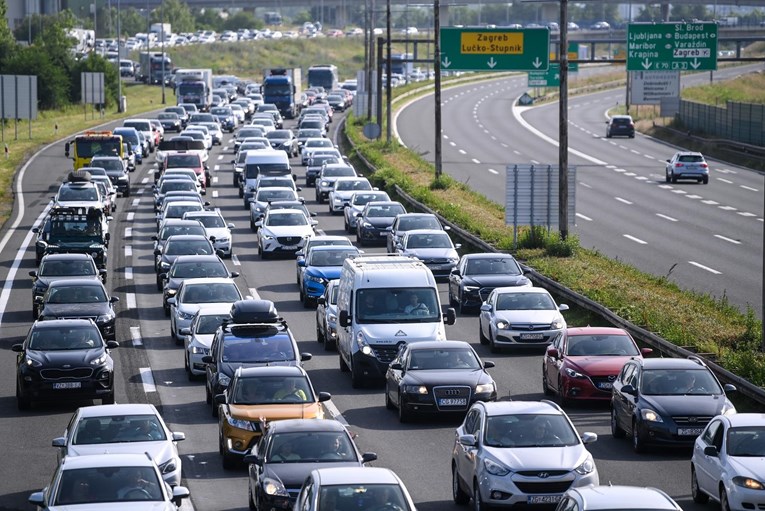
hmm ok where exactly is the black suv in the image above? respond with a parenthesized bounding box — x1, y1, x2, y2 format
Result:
(33, 206, 110, 268)
(605, 115, 635, 138)
(610, 356, 736, 453)
(36, 279, 119, 340)
(12, 319, 118, 409)
(30, 254, 105, 319)
(203, 300, 312, 416)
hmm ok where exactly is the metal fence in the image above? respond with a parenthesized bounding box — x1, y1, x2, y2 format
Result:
(679, 99, 765, 147)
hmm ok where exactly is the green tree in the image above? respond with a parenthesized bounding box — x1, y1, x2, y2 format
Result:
(5, 46, 70, 109)
(193, 8, 223, 32)
(223, 11, 257, 31)
(120, 8, 149, 39)
(671, 5, 709, 22)
(0, 0, 18, 65)
(292, 10, 312, 25)
(634, 6, 663, 22)
(71, 53, 119, 107)
(152, 0, 195, 34)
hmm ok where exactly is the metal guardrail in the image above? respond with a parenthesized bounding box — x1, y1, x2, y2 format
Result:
(343, 117, 765, 407)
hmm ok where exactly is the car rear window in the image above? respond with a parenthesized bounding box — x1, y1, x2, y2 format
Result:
(678, 155, 704, 163)
(613, 118, 632, 125)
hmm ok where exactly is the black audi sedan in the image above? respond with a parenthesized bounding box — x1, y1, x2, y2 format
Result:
(12, 319, 118, 410)
(36, 279, 119, 341)
(384, 340, 497, 422)
(447, 253, 531, 313)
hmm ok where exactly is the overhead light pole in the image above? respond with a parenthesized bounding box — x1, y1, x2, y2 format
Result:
(117, 0, 122, 111)
(161, 0, 166, 104)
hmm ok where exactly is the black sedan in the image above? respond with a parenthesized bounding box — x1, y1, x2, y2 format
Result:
(157, 112, 183, 132)
(30, 253, 105, 319)
(266, 129, 299, 157)
(160, 254, 239, 316)
(243, 419, 376, 511)
(12, 319, 118, 409)
(36, 279, 119, 341)
(355, 201, 406, 246)
(384, 340, 497, 422)
(154, 234, 218, 288)
(447, 253, 532, 313)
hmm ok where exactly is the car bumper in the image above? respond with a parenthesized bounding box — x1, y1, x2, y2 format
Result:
(329, 199, 350, 212)
(316, 187, 332, 200)
(494, 327, 564, 346)
(351, 350, 389, 381)
(357, 226, 389, 242)
(400, 390, 496, 415)
(260, 238, 308, 254)
(257, 491, 295, 510)
(420, 262, 457, 279)
(221, 422, 262, 457)
(173, 316, 193, 335)
(188, 350, 210, 376)
(18, 372, 114, 402)
(303, 279, 328, 299)
(675, 170, 709, 180)
(726, 485, 765, 510)
(213, 239, 232, 255)
(559, 376, 614, 401)
(637, 420, 706, 447)
(479, 470, 598, 508)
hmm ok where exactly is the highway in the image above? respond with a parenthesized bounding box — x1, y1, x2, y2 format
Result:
(0, 93, 747, 511)
(396, 64, 764, 314)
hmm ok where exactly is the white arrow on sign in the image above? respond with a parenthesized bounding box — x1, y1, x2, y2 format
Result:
(532, 57, 542, 68)
(442, 57, 451, 68)
(690, 58, 701, 69)
(641, 58, 652, 70)
(554, 74, 560, 80)
(487, 57, 497, 69)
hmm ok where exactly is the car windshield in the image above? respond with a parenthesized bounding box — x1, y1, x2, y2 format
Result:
(323, 167, 355, 177)
(58, 187, 99, 202)
(40, 259, 96, 277)
(353, 193, 387, 206)
(267, 212, 307, 226)
(318, 484, 410, 511)
(727, 426, 765, 456)
(158, 113, 177, 120)
(170, 261, 228, 278)
(268, 130, 292, 139)
(73, 414, 166, 445)
(405, 233, 452, 249)
(160, 225, 206, 240)
(495, 292, 554, 311)
(47, 285, 106, 303)
(160, 181, 196, 193)
(484, 414, 579, 448)
(466, 257, 522, 276)
(231, 375, 312, 404)
(355, 288, 440, 323)
(166, 155, 200, 167)
(367, 205, 405, 218)
(223, 331, 295, 363)
(398, 216, 440, 231)
(336, 180, 371, 191)
(308, 249, 357, 267)
(55, 467, 163, 505)
(258, 178, 292, 188)
(28, 326, 102, 350)
(166, 205, 203, 219)
(257, 189, 295, 202)
(307, 140, 333, 148)
(192, 216, 226, 228)
(196, 314, 230, 334)
(165, 240, 212, 256)
(299, 130, 322, 138)
(639, 369, 723, 396)
(180, 282, 240, 303)
(407, 348, 481, 370)
(91, 159, 122, 171)
(678, 154, 704, 163)
(565, 334, 640, 357)
(265, 431, 356, 463)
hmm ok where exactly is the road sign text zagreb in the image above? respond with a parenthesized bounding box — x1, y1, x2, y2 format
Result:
(460, 32, 523, 54)
(627, 23, 718, 71)
(440, 28, 549, 72)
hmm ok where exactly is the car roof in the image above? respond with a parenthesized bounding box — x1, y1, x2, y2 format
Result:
(462, 253, 516, 260)
(181, 277, 237, 286)
(674, 151, 703, 156)
(566, 326, 630, 337)
(48, 278, 105, 287)
(31, 318, 96, 329)
(479, 400, 561, 416)
(267, 418, 347, 434)
(308, 235, 351, 243)
(173, 254, 223, 263)
(397, 213, 437, 219)
(40, 253, 95, 262)
(568, 486, 680, 510)
(184, 210, 222, 218)
(194, 303, 236, 316)
(238, 366, 305, 378)
(314, 467, 401, 486)
(640, 358, 709, 369)
(724, 413, 765, 427)
(61, 453, 156, 470)
(407, 340, 474, 350)
(165, 234, 211, 242)
(309, 245, 359, 254)
(493, 286, 550, 295)
(161, 219, 204, 227)
(77, 403, 158, 418)
(404, 229, 449, 236)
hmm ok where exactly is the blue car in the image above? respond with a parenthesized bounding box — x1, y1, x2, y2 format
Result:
(299, 245, 360, 307)
(113, 127, 144, 164)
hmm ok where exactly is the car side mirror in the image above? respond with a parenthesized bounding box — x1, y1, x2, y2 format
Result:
(558, 304, 569, 312)
(546, 347, 559, 359)
(444, 308, 456, 325)
(443, 225, 451, 231)
(450, 268, 459, 276)
(640, 347, 653, 356)
(455, 243, 462, 249)
(29, 270, 37, 278)
(167, 298, 176, 306)
(483, 360, 495, 369)
(458, 434, 477, 447)
(723, 383, 737, 393)
(172, 432, 186, 442)
(51, 437, 66, 448)
(480, 303, 491, 312)
(179, 328, 191, 336)
(622, 384, 637, 396)
(666, 159, 671, 163)
(362, 452, 378, 463)
(106, 341, 120, 349)
(154, 249, 162, 256)
(581, 432, 598, 444)
(339, 310, 351, 327)
(300, 352, 313, 362)
(105, 232, 110, 241)
(390, 362, 403, 371)
(298, 259, 306, 267)
(243, 453, 262, 466)
(201, 355, 213, 364)
(214, 394, 226, 405)
(317, 296, 326, 305)
(109, 296, 120, 304)
(171, 486, 190, 506)
(317, 391, 332, 402)
(704, 445, 719, 457)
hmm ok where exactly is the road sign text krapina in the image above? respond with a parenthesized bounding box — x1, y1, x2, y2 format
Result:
(440, 28, 549, 72)
(627, 23, 718, 71)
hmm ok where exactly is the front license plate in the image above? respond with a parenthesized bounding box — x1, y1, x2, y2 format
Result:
(281, 246, 298, 251)
(528, 495, 561, 505)
(678, 428, 703, 436)
(597, 382, 613, 390)
(53, 382, 81, 389)
(438, 398, 467, 406)
(520, 333, 544, 340)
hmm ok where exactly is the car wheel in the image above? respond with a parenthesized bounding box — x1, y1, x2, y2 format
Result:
(611, 407, 626, 438)
(452, 464, 470, 505)
(328, 203, 334, 215)
(356, 232, 365, 246)
(163, 303, 170, 317)
(632, 419, 646, 453)
(691, 466, 709, 504)
(665, 170, 671, 183)
(397, 392, 411, 423)
(317, 323, 325, 343)
(472, 482, 485, 511)
(174, 331, 184, 346)
(16, 382, 31, 411)
(558, 377, 570, 406)
(102, 393, 115, 405)
(156, 277, 163, 292)
(385, 385, 395, 410)
(220, 430, 236, 469)
(324, 335, 335, 351)
(721, 488, 731, 511)
(316, 192, 323, 204)
(351, 359, 364, 389)
(448, 289, 456, 308)
(542, 366, 553, 396)
(248, 482, 257, 510)
(124, 188, 130, 198)
(671, 173, 678, 184)
(489, 331, 499, 353)
(185, 352, 194, 381)
(339, 352, 349, 372)
(702, 176, 709, 184)
(344, 218, 351, 233)
(303, 295, 313, 309)
(31, 305, 38, 321)
(238, 187, 243, 198)
(457, 293, 467, 315)
(478, 320, 489, 345)
(205, 383, 212, 404)
(212, 401, 219, 418)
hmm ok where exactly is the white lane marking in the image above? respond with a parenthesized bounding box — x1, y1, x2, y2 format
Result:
(213, 165, 220, 171)
(702, 200, 719, 205)
(443, 134, 449, 140)
(614, 168, 626, 173)
(580, 182, 592, 189)
(323, 399, 349, 426)
(656, 213, 678, 222)
(671, 189, 687, 195)
(738, 212, 757, 217)
(449, 141, 456, 147)
(576, 213, 592, 221)
(624, 172, 636, 177)
(212, 191, 219, 198)
(125, 267, 134, 280)
(630, 149, 640, 155)
(512, 149, 520, 155)
(606, 165, 616, 169)
(488, 168, 498, 175)
(217, 155, 223, 160)
(141, 177, 149, 184)
(231, 254, 241, 266)
(530, 159, 539, 165)
(131, 199, 140, 207)
(717, 178, 733, 184)
(472, 158, 481, 164)
(685, 195, 702, 199)
(126, 293, 137, 309)
(615, 197, 633, 205)
(125, 227, 132, 238)
(458, 149, 466, 155)
(741, 185, 758, 192)
(689, 261, 722, 274)
(249, 288, 261, 300)
(135, 188, 144, 195)
(719, 206, 737, 211)
(140, 367, 157, 392)
(623, 234, 647, 244)
(125, 245, 132, 257)
(714, 234, 741, 244)
(127, 212, 135, 221)
(130, 326, 142, 346)
(223, 146, 229, 151)
(635, 176, 648, 181)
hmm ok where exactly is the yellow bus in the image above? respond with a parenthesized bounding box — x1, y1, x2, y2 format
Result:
(65, 131, 124, 170)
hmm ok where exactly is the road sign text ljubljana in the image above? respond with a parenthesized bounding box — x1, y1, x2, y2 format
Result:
(627, 23, 718, 71)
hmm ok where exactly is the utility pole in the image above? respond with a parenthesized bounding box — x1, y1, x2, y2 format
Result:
(385, 0, 392, 144)
(558, 0, 569, 239)
(117, 0, 122, 111)
(367, 0, 376, 121)
(434, 0, 442, 179)
(161, 0, 166, 104)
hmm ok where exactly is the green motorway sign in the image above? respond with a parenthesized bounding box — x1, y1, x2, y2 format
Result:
(627, 22, 718, 71)
(440, 28, 550, 72)
(528, 64, 560, 87)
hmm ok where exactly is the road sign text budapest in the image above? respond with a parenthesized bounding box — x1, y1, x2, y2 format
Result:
(440, 28, 549, 72)
(627, 23, 718, 71)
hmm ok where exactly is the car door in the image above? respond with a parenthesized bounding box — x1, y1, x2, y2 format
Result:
(479, 290, 496, 341)
(449, 258, 465, 302)
(386, 218, 400, 253)
(612, 362, 635, 430)
(387, 346, 408, 406)
(545, 331, 566, 392)
(695, 419, 724, 496)
(455, 407, 481, 489)
(206, 332, 221, 399)
(622, 363, 640, 431)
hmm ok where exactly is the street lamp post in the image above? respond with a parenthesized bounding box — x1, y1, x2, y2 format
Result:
(117, 0, 122, 112)
(161, 1, 166, 104)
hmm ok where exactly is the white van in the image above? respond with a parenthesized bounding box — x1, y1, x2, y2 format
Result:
(337, 255, 456, 388)
(240, 149, 293, 206)
(122, 118, 156, 152)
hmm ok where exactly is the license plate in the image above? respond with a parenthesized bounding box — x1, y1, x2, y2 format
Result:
(597, 382, 613, 390)
(678, 428, 703, 436)
(53, 382, 81, 389)
(520, 333, 544, 340)
(281, 246, 298, 251)
(438, 398, 467, 406)
(528, 495, 561, 505)
(379, 232, 387, 236)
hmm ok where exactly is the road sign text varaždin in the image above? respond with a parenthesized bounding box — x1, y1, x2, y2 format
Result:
(626, 23, 718, 71)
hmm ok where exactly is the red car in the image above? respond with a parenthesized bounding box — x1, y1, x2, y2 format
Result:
(542, 326, 652, 404)
(163, 151, 210, 188)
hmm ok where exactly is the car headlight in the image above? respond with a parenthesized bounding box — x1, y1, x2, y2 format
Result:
(215, 237, 230, 243)
(333, 197, 342, 204)
(496, 321, 510, 330)
(483, 458, 510, 476)
(191, 345, 210, 355)
(218, 374, 231, 388)
(328, 313, 337, 322)
(574, 455, 596, 475)
(25, 355, 42, 368)
(263, 478, 289, 496)
(641, 409, 663, 422)
(362, 221, 373, 228)
(178, 310, 195, 320)
(262, 233, 274, 240)
(305, 274, 324, 283)
(475, 382, 495, 394)
(448, 257, 459, 264)
(226, 415, 256, 431)
(551, 317, 565, 329)
(733, 477, 765, 490)
(564, 367, 585, 379)
(355, 331, 372, 355)
(159, 261, 171, 270)
(320, 180, 329, 187)
(463, 286, 480, 292)
(158, 458, 178, 475)
(118, 175, 128, 181)
(96, 313, 114, 324)
(403, 385, 428, 395)
(166, 289, 177, 297)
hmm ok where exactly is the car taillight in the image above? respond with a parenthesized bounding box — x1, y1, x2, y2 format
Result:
(675, 163, 683, 167)
(700, 163, 708, 168)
